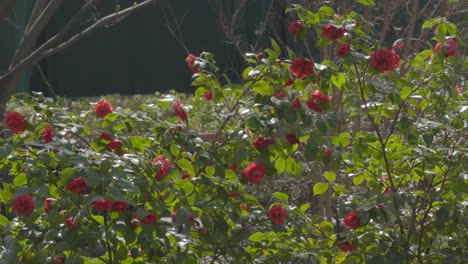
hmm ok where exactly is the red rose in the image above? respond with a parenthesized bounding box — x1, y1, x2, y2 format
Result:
(112, 201, 128, 211)
(435, 38, 457, 58)
(306, 101, 322, 112)
(269, 205, 287, 225)
(291, 98, 301, 109)
(44, 198, 56, 212)
(343, 209, 361, 229)
(455, 86, 462, 94)
(257, 52, 264, 60)
(4, 111, 26, 134)
(95, 100, 113, 119)
(203, 90, 213, 101)
(284, 79, 294, 87)
(12, 194, 34, 216)
(230, 164, 238, 172)
(107, 139, 122, 150)
(172, 100, 187, 121)
(310, 91, 331, 102)
(274, 92, 286, 98)
(370, 49, 400, 73)
(229, 192, 238, 198)
(100, 132, 112, 141)
(65, 216, 81, 230)
(392, 39, 404, 50)
(152, 156, 171, 180)
(242, 204, 249, 211)
(322, 24, 345, 41)
(66, 177, 87, 194)
(253, 137, 274, 149)
(240, 162, 266, 184)
(186, 53, 200, 73)
(91, 199, 113, 211)
(42, 125, 53, 143)
(288, 21, 305, 38)
(324, 149, 333, 157)
(285, 133, 300, 145)
(337, 42, 350, 57)
(289, 57, 314, 79)
(53, 256, 65, 264)
(336, 240, 356, 253)
(140, 212, 157, 225)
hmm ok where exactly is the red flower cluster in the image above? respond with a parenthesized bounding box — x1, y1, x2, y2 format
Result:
(65, 217, 81, 230)
(370, 49, 400, 73)
(100, 132, 122, 150)
(5, 111, 26, 134)
(66, 177, 88, 194)
(253, 137, 274, 149)
(322, 24, 345, 41)
(289, 57, 314, 79)
(306, 91, 332, 113)
(42, 125, 53, 143)
(152, 156, 171, 180)
(92, 199, 128, 212)
(343, 209, 362, 229)
(12, 194, 34, 216)
(240, 162, 266, 184)
(186, 53, 200, 73)
(95, 100, 113, 119)
(337, 42, 350, 57)
(288, 21, 305, 38)
(435, 38, 457, 58)
(269, 205, 287, 225)
(172, 100, 187, 121)
(285, 133, 300, 145)
(336, 240, 356, 253)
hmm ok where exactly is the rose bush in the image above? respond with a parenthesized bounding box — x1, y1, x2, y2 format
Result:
(0, 2, 466, 264)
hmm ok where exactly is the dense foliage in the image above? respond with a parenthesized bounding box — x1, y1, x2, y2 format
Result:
(0, 3, 467, 264)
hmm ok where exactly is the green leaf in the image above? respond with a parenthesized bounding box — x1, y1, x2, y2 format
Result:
(300, 203, 310, 212)
(0, 215, 9, 227)
(13, 174, 26, 187)
(273, 192, 289, 201)
(422, 17, 441, 29)
(313, 182, 329, 195)
(324, 171, 336, 182)
(248, 232, 264, 242)
(181, 181, 194, 195)
(271, 38, 281, 56)
(357, 0, 375, 6)
(319, 6, 335, 16)
(353, 174, 366, 186)
(252, 80, 273, 95)
(91, 215, 104, 226)
(170, 144, 180, 157)
(205, 166, 215, 177)
(331, 73, 346, 88)
(177, 159, 195, 177)
(275, 158, 286, 174)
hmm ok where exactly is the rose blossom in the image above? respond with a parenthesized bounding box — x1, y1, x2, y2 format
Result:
(203, 90, 213, 100)
(343, 209, 361, 229)
(269, 205, 287, 225)
(44, 198, 56, 212)
(186, 53, 200, 73)
(12, 194, 34, 216)
(140, 212, 157, 225)
(42, 125, 53, 143)
(392, 39, 404, 50)
(240, 162, 266, 184)
(322, 24, 345, 41)
(291, 98, 301, 109)
(370, 49, 400, 73)
(435, 38, 457, 58)
(91, 199, 113, 211)
(337, 42, 350, 57)
(65, 217, 81, 230)
(66, 177, 87, 194)
(336, 240, 356, 253)
(288, 21, 305, 38)
(152, 156, 171, 180)
(253, 137, 274, 149)
(172, 100, 187, 121)
(285, 133, 300, 145)
(95, 100, 113, 118)
(112, 201, 128, 211)
(289, 57, 314, 79)
(4, 111, 26, 134)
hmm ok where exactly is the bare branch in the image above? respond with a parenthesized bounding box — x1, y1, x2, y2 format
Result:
(25, 0, 48, 33)
(12, 0, 63, 65)
(0, 0, 17, 29)
(3, 0, 155, 80)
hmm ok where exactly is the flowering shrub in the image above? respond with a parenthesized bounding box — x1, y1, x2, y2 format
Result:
(0, 3, 466, 264)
